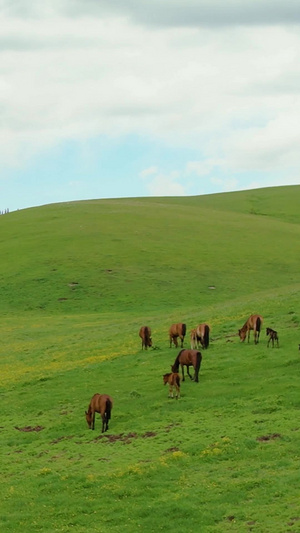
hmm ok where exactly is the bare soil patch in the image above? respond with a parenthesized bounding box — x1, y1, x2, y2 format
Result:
(256, 433, 281, 442)
(15, 426, 44, 432)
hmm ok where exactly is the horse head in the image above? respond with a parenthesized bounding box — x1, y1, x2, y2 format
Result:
(238, 328, 246, 342)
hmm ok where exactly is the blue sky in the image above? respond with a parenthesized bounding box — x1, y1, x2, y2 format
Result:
(1, 1, 300, 212)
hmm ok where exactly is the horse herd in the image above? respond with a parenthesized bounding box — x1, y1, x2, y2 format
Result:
(86, 314, 279, 433)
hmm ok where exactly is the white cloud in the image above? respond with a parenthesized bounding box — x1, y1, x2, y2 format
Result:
(0, 1, 300, 194)
(143, 169, 186, 196)
(139, 166, 158, 179)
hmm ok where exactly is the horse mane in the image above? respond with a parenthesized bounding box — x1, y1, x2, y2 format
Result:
(172, 349, 184, 370)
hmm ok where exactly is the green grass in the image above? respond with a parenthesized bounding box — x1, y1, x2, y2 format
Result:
(1, 185, 300, 532)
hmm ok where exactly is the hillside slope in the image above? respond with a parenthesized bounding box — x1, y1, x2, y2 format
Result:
(1, 185, 300, 316)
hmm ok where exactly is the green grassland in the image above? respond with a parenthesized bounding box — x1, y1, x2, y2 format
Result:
(1, 185, 300, 532)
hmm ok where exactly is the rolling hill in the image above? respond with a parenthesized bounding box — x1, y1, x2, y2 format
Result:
(1, 185, 300, 533)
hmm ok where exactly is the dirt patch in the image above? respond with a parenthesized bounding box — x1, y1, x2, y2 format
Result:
(165, 446, 180, 453)
(94, 432, 138, 444)
(256, 433, 281, 442)
(50, 436, 74, 444)
(165, 422, 180, 432)
(142, 431, 156, 438)
(15, 426, 44, 432)
(58, 297, 68, 301)
(288, 517, 300, 526)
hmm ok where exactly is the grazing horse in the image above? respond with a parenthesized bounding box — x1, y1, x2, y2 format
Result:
(190, 324, 210, 349)
(139, 326, 152, 350)
(171, 349, 202, 383)
(163, 372, 181, 399)
(238, 314, 263, 344)
(169, 323, 186, 348)
(266, 327, 279, 348)
(85, 393, 113, 433)
(190, 328, 199, 349)
(196, 323, 210, 349)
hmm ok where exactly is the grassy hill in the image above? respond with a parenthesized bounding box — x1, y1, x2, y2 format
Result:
(1, 185, 300, 532)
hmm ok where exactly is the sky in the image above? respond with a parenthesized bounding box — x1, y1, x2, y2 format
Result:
(1, 0, 300, 212)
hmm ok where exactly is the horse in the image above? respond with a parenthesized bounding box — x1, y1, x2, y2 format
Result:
(171, 349, 202, 382)
(196, 323, 210, 349)
(190, 328, 199, 349)
(238, 314, 263, 344)
(169, 323, 186, 348)
(85, 393, 113, 433)
(163, 372, 181, 399)
(266, 327, 279, 348)
(139, 326, 152, 350)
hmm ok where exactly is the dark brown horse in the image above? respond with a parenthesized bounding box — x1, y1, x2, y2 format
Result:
(171, 349, 202, 382)
(238, 314, 263, 344)
(266, 327, 279, 348)
(169, 323, 186, 348)
(163, 372, 181, 399)
(85, 393, 113, 433)
(139, 326, 152, 350)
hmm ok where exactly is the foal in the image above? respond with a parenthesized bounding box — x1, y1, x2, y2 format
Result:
(163, 372, 181, 399)
(266, 327, 279, 348)
(85, 393, 113, 433)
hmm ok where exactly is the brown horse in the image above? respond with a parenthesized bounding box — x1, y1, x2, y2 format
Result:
(163, 372, 181, 399)
(139, 326, 152, 350)
(169, 323, 186, 348)
(190, 328, 198, 349)
(196, 323, 210, 349)
(171, 349, 202, 382)
(238, 314, 263, 344)
(266, 327, 279, 348)
(85, 393, 113, 433)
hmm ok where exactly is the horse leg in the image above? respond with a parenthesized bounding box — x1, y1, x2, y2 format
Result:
(169, 385, 173, 398)
(267, 336, 270, 347)
(186, 365, 193, 380)
(181, 364, 185, 382)
(102, 414, 107, 433)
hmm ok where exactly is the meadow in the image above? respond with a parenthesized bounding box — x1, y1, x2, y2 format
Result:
(1, 185, 300, 532)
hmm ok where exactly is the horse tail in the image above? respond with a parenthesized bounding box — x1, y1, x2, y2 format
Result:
(106, 398, 112, 421)
(195, 351, 202, 382)
(204, 325, 209, 348)
(175, 374, 180, 388)
(256, 316, 261, 332)
(182, 323, 186, 337)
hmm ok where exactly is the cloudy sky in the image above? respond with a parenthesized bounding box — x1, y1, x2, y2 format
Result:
(1, 0, 300, 212)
